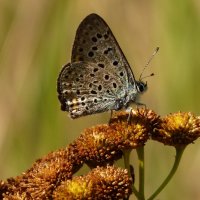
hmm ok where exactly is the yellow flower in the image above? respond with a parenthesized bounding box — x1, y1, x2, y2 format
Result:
(53, 166, 132, 200)
(152, 112, 200, 146)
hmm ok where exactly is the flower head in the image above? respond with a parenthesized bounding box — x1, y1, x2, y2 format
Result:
(53, 165, 132, 200)
(152, 112, 200, 146)
(109, 108, 160, 148)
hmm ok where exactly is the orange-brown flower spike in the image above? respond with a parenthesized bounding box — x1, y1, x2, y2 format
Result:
(53, 166, 132, 200)
(152, 112, 200, 146)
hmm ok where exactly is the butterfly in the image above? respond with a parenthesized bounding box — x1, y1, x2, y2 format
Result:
(57, 13, 155, 119)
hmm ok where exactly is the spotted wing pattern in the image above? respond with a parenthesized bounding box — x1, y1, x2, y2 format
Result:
(57, 14, 138, 118)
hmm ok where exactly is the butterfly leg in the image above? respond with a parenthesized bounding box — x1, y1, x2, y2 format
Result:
(126, 107, 133, 124)
(135, 101, 146, 110)
(108, 110, 114, 125)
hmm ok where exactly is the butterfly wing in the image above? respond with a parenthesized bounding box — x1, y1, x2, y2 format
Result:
(71, 13, 137, 89)
(57, 61, 126, 118)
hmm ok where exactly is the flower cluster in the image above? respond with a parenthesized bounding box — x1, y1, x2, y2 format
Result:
(53, 165, 132, 200)
(1, 108, 200, 199)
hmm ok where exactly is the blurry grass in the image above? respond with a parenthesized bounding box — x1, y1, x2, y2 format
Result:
(0, 0, 200, 199)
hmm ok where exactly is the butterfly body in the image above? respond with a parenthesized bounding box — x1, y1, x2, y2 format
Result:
(57, 14, 147, 119)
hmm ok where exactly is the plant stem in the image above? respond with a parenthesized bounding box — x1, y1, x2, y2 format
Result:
(123, 149, 131, 176)
(123, 149, 143, 200)
(136, 146, 145, 200)
(148, 146, 186, 200)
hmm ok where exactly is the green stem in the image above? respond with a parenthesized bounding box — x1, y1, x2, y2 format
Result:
(123, 149, 131, 176)
(136, 146, 145, 200)
(148, 146, 186, 200)
(132, 185, 142, 200)
(123, 149, 142, 200)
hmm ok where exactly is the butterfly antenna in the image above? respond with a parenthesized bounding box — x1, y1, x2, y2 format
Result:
(140, 73, 154, 81)
(139, 47, 159, 80)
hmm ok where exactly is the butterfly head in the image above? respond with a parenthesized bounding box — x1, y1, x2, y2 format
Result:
(136, 81, 147, 93)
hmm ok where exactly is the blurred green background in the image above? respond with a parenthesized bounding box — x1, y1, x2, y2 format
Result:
(0, 0, 200, 199)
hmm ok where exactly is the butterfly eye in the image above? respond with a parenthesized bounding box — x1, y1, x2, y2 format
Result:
(137, 82, 147, 93)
